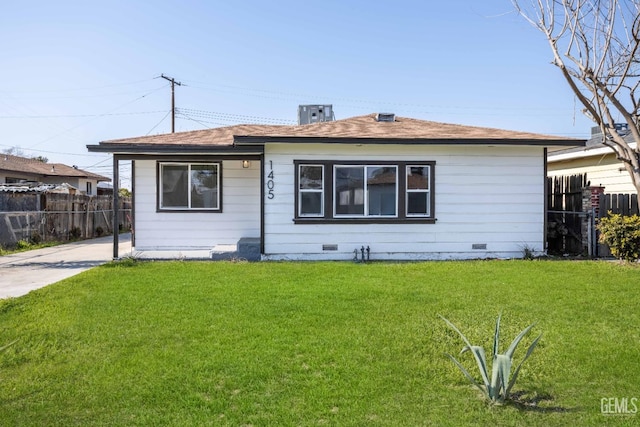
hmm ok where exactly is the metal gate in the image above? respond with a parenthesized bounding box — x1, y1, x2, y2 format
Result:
(546, 174, 587, 255)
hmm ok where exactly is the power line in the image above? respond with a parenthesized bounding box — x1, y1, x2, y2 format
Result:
(182, 80, 587, 115)
(177, 115, 217, 129)
(178, 108, 295, 125)
(0, 110, 166, 119)
(26, 84, 168, 150)
(146, 110, 172, 135)
(0, 78, 157, 95)
(0, 142, 108, 158)
(0, 89, 171, 101)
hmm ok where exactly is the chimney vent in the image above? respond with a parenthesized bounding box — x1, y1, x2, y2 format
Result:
(298, 105, 334, 125)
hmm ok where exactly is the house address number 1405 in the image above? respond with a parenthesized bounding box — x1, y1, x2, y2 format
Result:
(267, 160, 275, 199)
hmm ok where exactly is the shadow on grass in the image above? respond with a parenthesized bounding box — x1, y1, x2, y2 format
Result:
(507, 390, 579, 413)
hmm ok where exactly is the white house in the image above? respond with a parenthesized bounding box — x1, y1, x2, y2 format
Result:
(87, 113, 583, 261)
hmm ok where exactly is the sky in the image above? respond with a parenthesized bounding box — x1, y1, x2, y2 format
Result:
(0, 0, 594, 188)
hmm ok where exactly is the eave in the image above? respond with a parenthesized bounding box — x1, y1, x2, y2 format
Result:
(233, 136, 584, 147)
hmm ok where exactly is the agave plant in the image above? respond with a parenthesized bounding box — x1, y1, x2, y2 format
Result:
(440, 314, 542, 403)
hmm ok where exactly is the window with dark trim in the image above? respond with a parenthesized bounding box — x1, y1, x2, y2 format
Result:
(298, 164, 324, 217)
(406, 165, 431, 217)
(158, 162, 221, 211)
(294, 160, 435, 223)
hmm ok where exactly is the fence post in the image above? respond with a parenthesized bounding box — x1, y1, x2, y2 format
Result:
(582, 186, 605, 257)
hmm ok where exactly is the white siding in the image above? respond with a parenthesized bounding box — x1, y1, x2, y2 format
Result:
(263, 144, 545, 260)
(133, 159, 260, 251)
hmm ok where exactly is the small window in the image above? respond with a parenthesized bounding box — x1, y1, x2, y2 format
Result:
(159, 163, 220, 210)
(298, 164, 324, 216)
(406, 165, 430, 216)
(86, 182, 93, 195)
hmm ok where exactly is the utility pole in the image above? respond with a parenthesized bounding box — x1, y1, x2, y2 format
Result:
(160, 74, 182, 133)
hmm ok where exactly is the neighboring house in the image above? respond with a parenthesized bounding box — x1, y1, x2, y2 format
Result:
(548, 125, 638, 194)
(0, 153, 110, 196)
(87, 113, 582, 261)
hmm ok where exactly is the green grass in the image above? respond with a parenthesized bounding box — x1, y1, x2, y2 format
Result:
(0, 260, 639, 426)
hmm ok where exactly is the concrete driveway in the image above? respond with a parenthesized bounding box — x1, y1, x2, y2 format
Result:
(0, 234, 131, 299)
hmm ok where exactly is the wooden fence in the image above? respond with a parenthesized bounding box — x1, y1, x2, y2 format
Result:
(599, 193, 639, 217)
(596, 193, 640, 257)
(0, 193, 131, 248)
(547, 173, 639, 257)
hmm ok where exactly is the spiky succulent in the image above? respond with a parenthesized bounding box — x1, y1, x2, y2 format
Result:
(440, 314, 542, 403)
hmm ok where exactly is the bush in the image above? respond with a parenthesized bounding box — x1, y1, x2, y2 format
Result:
(15, 240, 31, 250)
(30, 231, 42, 245)
(95, 226, 104, 237)
(597, 213, 640, 262)
(69, 227, 82, 240)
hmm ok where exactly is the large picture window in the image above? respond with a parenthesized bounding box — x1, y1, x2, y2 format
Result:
(159, 162, 220, 211)
(334, 165, 397, 217)
(294, 160, 434, 223)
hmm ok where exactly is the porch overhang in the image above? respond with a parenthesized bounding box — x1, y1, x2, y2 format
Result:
(87, 145, 264, 260)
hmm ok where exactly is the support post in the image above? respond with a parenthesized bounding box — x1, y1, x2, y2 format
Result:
(113, 155, 120, 259)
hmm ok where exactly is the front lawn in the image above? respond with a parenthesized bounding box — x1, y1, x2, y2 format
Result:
(0, 260, 638, 426)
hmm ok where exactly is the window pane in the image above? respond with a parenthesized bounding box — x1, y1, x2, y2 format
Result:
(407, 192, 429, 215)
(300, 165, 323, 189)
(191, 164, 218, 209)
(300, 192, 323, 215)
(367, 166, 397, 216)
(407, 166, 429, 190)
(162, 165, 188, 208)
(335, 166, 364, 215)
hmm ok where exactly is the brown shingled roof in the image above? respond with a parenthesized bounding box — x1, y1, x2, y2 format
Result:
(90, 113, 583, 152)
(235, 113, 572, 141)
(0, 153, 110, 181)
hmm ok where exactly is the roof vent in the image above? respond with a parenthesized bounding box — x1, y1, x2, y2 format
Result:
(376, 113, 395, 122)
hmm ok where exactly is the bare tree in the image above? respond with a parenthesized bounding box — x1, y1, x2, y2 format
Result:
(513, 0, 640, 195)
